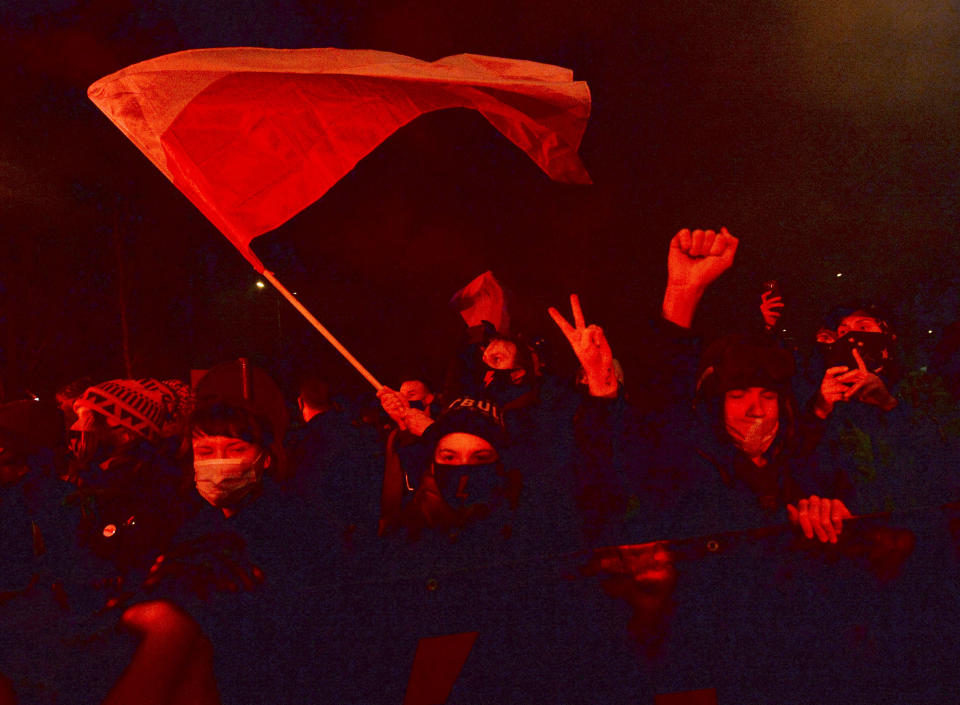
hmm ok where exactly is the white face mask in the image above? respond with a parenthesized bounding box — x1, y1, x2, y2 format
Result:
(725, 417, 779, 457)
(194, 454, 263, 508)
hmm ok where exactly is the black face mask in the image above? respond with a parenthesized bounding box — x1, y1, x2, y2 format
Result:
(432, 462, 502, 509)
(485, 369, 526, 386)
(408, 400, 426, 412)
(822, 331, 894, 373)
(482, 372, 533, 409)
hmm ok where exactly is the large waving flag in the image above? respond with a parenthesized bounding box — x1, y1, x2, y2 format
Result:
(88, 47, 592, 272)
(88, 48, 592, 388)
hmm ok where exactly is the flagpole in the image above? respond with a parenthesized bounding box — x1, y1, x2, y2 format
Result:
(259, 269, 384, 391)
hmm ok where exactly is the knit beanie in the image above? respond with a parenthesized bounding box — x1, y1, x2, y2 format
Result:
(73, 379, 175, 442)
(424, 397, 508, 454)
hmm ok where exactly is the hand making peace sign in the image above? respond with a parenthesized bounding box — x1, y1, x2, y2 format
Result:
(548, 294, 618, 398)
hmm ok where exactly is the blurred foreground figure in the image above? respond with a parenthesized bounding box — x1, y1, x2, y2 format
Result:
(1, 380, 200, 705)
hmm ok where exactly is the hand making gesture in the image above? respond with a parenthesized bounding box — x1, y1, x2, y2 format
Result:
(845, 348, 897, 411)
(813, 348, 897, 418)
(663, 227, 739, 328)
(548, 294, 618, 398)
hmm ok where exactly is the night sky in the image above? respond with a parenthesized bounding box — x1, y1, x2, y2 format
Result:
(2, 0, 959, 401)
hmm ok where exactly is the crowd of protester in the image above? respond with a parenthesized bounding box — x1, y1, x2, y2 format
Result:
(2, 229, 960, 703)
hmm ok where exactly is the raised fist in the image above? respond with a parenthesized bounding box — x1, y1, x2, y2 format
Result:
(667, 227, 739, 292)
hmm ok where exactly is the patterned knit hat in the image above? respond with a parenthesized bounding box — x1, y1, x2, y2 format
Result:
(74, 379, 176, 442)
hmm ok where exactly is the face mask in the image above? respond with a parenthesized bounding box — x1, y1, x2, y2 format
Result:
(194, 454, 263, 508)
(483, 368, 526, 386)
(725, 417, 779, 457)
(824, 330, 893, 373)
(432, 462, 502, 509)
(408, 400, 426, 412)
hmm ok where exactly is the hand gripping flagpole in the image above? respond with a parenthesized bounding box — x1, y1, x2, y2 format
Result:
(259, 269, 383, 391)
